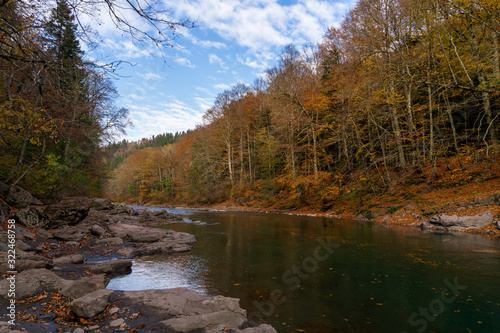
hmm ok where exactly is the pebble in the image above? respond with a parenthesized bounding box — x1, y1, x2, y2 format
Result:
(73, 328, 85, 333)
(110, 318, 125, 327)
(88, 325, 99, 330)
(109, 307, 119, 315)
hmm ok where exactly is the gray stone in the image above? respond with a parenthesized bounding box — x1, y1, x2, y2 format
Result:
(90, 224, 106, 236)
(160, 310, 246, 332)
(52, 226, 88, 241)
(45, 197, 92, 228)
(90, 198, 114, 210)
(53, 254, 85, 265)
(4, 184, 43, 208)
(66, 241, 80, 247)
(110, 318, 125, 327)
(429, 211, 494, 229)
(95, 237, 123, 245)
(109, 307, 119, 315)
(238, 325, 277, 333)
(12, 207, 49, 229)
(71, 289, 113, 318)
(0, 250, 52, 273)
(73, 328, 85, 333)
(88, 259, 132, 277)
(494, 219, 500, 230)
(15, 240, 30, 251)
(61, 274, 109, 298)
(37, 229, 53, 239)
(108, 223, 165, 242)
(0, 268, 61, 299)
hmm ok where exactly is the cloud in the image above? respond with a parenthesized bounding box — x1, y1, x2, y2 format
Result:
(174, 57, 196, 68)
(208, 54, 229, 70)
(213, 83, 231, 91)
(125, 101, 205, 140)
(170, 0, 351, 51)
(138, 72, 164, 80)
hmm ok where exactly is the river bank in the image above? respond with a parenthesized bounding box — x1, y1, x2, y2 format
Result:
(0, 183, 276, 333)
(144, 176, 500, 238)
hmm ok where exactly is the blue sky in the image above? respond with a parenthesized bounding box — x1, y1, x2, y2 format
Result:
(84, 0, 355, 141)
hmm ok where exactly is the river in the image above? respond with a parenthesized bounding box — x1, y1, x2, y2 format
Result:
(107, 207, 500, 332)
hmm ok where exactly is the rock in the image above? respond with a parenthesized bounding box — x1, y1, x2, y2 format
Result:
(0, 268, 61, 299)
(90, 224, 106, 236)
(90, 198, 114, 210)
(73, 328, 85, 333)
(160, 310, 246, 332)
(108, 223, 165, 242)
(67, 241, 81, 247)
(17, 228, 35, 240)
(61, 274, 109, 298)
(429, 211, 494, 229)
(87, 259, 132, 277)
(52, 226, 88, 241)
(37, 229, 53, 239)
(95, 237, 124, 245)
(109, 307, 119, 315)
(494, 219, 500, 230)
(4, 184, 43, 208)
(115, 247, 135, 257)
(45, 197, 92, 228)
(121, 288, 247, 332)
(12, 207, 50, 229)
(110, 318, 125, 327)
(0, 199, 10, 223)
(238, 325, 277, 333)
(71, 289, 113, 318)
(53, 254, 85, 265)
(0, 250, 52, 273)
(15, 240, 31, 251)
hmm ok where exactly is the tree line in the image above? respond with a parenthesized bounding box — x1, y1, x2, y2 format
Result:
(0, 0, 191, 198)
(109, 0, 499, 206)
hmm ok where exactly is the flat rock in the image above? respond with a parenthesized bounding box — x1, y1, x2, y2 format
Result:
(52, 226, 88, 241)
(71, 289, 113, 318)
(90, 224, 106, 236)
(95, 237, 124, 245)
(160, 310, 246, 332)
(0, 250, 53, 273)
(429, 211, 494, 229)
(45, 197, 92, 228)
(53, 254, 85, 265)
(108, 223, 165, 242)
(87, 259, 132, 277)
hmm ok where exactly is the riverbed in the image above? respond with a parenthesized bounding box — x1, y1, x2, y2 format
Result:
(107, 207, 500, 332)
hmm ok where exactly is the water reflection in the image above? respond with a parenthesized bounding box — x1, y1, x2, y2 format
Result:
(107, 253, 213, 295)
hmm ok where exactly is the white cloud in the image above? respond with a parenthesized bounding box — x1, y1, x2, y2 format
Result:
(174, 57, 196, 68)
(208, 54, 229, 70)
(138, 72, 164, 80)
(170, 0, 351, 51)
(214, 83, 231, 91)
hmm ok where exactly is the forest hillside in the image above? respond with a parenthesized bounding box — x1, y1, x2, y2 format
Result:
(106, 0, 500, 222)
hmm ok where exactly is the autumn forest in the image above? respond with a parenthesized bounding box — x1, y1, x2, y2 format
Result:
(106, 0, 500, 210)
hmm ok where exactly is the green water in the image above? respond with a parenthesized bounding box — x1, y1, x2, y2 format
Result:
(108, 210, 500, 332)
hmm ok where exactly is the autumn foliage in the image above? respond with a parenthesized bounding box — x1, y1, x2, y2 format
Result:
(108, 0, 500, 209)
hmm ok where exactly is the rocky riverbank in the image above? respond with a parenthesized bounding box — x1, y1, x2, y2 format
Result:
(0, 183, 276, 333)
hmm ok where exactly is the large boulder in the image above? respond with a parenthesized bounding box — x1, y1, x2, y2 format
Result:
(45, 197, 92, 228)
(12, 207, 49, 229)
(4, 184, 43, 208)
(429, 211, 494, 229)
(70, 289, 113, 318)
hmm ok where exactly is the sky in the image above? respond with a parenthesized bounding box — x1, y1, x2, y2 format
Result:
(84, 0, 355, 142)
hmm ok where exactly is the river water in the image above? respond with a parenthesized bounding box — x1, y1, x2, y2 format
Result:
(107, 207, 500, 332)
